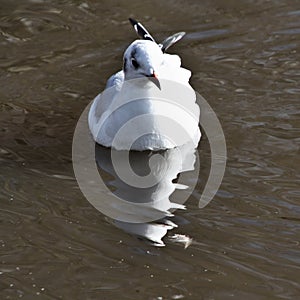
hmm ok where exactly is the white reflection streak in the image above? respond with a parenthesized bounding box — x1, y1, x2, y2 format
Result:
(197, 94, 227, 208)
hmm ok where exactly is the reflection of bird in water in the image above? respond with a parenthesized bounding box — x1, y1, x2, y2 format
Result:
(88, 18, 200, 151)
(95, 142, 198, 246)
(86, 18, 201, 246)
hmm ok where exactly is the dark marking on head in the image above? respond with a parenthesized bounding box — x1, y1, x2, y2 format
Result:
(129, 45, 140, 69)
(123, 58, 127, 72)
(131, 58, 139, 69)
(130, 46, 137, 58)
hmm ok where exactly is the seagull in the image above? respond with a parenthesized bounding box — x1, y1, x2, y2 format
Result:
(88, 18, 200, 151)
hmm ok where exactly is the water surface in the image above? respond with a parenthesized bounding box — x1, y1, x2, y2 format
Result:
(1, 0, 300, 299)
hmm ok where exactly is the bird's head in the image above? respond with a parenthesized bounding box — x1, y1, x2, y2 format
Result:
(122, 18, 186, 88)
(123, 40, 163, 87)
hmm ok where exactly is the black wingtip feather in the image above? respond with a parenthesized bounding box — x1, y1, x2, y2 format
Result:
(128, 17, 156, 42)
(129, 18, 137, 26)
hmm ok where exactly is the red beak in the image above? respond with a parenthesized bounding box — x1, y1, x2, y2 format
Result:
(147, 70, 160, 89)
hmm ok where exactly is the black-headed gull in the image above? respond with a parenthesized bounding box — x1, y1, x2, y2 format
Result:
(88, 18, 200, 151)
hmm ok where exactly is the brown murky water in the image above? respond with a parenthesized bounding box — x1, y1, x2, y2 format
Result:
(1, 0, 300, 299)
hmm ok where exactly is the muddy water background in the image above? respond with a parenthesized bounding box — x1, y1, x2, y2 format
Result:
(1, 0, 300, 299)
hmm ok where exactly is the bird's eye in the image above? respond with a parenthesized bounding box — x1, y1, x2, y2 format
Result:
(131, 58, 139, 69)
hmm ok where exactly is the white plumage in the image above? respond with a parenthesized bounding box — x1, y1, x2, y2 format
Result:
(88, 18, 200, 151)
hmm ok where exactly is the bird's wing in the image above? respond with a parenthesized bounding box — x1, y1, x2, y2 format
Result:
(89, 70, 125, 146)
(159, 32, 186, 53)
(105, 70, 124, 90)
(129, 18, 156, 42)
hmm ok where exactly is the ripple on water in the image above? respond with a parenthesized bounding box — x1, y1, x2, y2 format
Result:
(1, 0, 300, 299)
